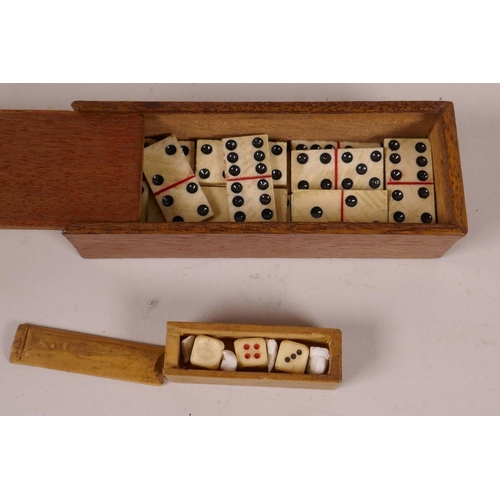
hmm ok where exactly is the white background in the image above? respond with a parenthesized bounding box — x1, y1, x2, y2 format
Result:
(0, 83, 498, 416)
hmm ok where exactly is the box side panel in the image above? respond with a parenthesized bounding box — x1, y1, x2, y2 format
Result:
(64, 230, 464, 259)
(164, 371, 340, 389)
(141, 112, 438, 142)
(0, 111, 144, 229)
(431, 104, 468, 231)
(72, 100, 450, 115)
(10, 324, 164, 385)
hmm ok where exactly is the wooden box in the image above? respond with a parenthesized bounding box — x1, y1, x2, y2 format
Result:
(163, 322, 342, 389)
(0, 101, 467, 258)
(9, 322, 341, 389)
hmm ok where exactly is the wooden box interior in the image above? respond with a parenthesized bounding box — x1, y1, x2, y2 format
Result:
(63, 101, 467, 259)
(163, 322, 342, 389)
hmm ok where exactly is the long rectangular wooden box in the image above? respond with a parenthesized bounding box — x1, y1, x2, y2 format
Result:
(163, 322, 342, 389)
(1, 101, 467, 258)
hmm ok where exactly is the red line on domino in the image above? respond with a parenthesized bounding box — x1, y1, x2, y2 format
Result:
(226, 174, 272, 182)
(153, 174, 196, 196)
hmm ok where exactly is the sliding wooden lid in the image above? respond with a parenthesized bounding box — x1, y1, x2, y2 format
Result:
(10, 324, 165, 385)
(0, 111, 144, 229)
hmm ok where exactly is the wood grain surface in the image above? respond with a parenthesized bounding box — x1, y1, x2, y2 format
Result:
(163, 322, 341, 389)
(63, 222, 465, 258)
(0, 111, 144, 229)
(10, 324, 165, 385)
(15, 100, 464, 258)
(72, 100, 450, 114)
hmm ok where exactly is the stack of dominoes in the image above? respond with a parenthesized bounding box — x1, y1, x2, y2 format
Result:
(180, 334, 330, 375)
(141, 135, 436, 224)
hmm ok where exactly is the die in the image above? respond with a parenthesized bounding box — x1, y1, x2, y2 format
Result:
(190, 335, 225, 370)
(269, 141, 288, 188)
(337, 147, 384, 190)
(275, 340, 309, 374)
(384, 138, 434, 184)
(195, 139, 226, 186)
(234, 338, 268, 369)
(291, 149, 335, 191)
(143, 135, 214, 222)
(388, 184, 436, 223)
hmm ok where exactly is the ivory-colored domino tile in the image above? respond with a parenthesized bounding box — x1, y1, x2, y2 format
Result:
(388, 184, 436, 224)
(178, 140, 195, 170)
(384, 138, 434, 184)
(339, 141, 382, 148)
(337, 147, 384, 190)
(269, 141, 287, 188)
(292, 190, 342, 222)
(342, 190, 388, 222)
(143, 135, 213, 222)
(274, 188, 289, 222)
(292, 190, 388, 222)
(291, 140, 381, 150)
(291, 149, 335, 191)
(196, 139, 226, 186)
(202, 186, 230, 222)
(221, 134, 272, 177)
(226, 177, 277, 222)
(291, 140, 338, 150)
(146, 189, 165, 222)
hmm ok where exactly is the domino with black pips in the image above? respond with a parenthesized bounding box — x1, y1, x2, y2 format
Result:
(337, 147, 384, 191)
(384, 138, 436, 223)
(291, 140, 382, 150)
(291, 149, 335, 191)
(291, 190, 388, 222)
(195, 139, 226, 186)
(143, 135, 214, 222)
(269, 141, 287, 188)
(222, 134, 277, 222)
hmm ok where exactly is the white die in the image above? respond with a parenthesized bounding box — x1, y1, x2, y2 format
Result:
(190, 335, 225, 370)
(234, 338, 268, 369)
(275, 340, 309, 374)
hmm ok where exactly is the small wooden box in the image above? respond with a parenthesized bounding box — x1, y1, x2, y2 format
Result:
(0, 101, 467, 258)
(163, 322, 342, 389)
